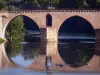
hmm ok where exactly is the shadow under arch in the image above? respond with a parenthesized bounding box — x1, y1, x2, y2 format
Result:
(58, 15, 95, 36)
(46, 14, 52, 26)
(58, 15, 96, 68)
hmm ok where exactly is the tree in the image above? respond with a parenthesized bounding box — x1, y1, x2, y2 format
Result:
(0, 0, 7, 10)
(6, 16, 24, 44)
(23, 0, 60, 9)
(96, 0, 100, 8)
(76, 0, 90, 8)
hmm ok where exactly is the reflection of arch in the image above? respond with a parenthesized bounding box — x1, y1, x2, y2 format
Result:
(46, 14, 52, 26)
(58, 42, 95, 68)
(1, 44, 19, 68)
(2, 14, 40, 38)
(58, 15, 95, 35)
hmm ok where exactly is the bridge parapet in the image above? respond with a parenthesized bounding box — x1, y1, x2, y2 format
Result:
(0, 9, 100, 13)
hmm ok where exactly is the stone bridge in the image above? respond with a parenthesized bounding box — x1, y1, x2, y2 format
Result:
(0, 10, 100, 73)
(0, 10, 100, 41)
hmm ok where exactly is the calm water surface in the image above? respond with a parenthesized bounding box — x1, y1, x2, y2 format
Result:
(6, 42, 41, 66)
(0, 35, 99, 75)
(0, 68, 99, 75)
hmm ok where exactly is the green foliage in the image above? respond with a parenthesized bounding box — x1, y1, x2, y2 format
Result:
(0, 0, 7, 10)
(0, 38, 5, 44)
(11, 16, 24, 43)
(26, 0, 60, 9)
(76, 0, 84, 8)
(0, 0, 100, 10)
(96, 0, 100, 7)
(6, 16, 24, 47)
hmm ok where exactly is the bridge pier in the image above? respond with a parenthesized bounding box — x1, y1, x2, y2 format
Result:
(46, 41, 58, 56)
(0, 16, 3, 38)
(47, 28, 58, 42)
(0, 44, 10, 68)
(40, 28, 58, 42)
(95, 29, 100, 42)
(95, 29, 100, 55)
(40, 28, 58, 55)
(0, 44, 3, 68)
(40, 28, 47, 42)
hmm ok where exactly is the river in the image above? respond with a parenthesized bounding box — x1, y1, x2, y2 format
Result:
(0, 35, 100, 75)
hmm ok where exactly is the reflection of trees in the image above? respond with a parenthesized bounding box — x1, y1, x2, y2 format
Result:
(5, 43, 23, 57)
(58, 41, 95, 67)
(21, 42, 41, 60)
(5, 42, 41, 60)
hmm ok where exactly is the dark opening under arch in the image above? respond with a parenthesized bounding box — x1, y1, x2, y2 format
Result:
(58, 16, 95, 68)
(58, 16, 95, 35)
(46, 14, 52, 26)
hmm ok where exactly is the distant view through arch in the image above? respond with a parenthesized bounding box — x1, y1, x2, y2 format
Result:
(5, 15, 41, 67)
(58, 16, 95, 67)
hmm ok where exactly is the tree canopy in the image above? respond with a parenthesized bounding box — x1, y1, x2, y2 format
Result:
(0, 0, 100, 10)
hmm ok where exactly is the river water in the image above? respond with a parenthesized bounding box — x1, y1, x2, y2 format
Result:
(0, 35, 100, 75)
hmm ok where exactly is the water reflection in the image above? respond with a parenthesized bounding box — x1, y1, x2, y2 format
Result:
(5, 42, 41, 66)
(58, 40, 95, 67)
(5, 38, 95, 68)
(45, 56, 52, 69)
(0, 39, 100, 73)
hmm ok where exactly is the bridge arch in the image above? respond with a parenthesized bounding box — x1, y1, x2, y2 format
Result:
(58, 15, 95, 67)
(2, 15, 41, 67)
(2, 14, 40, 38)
(58, 15, 95, 33)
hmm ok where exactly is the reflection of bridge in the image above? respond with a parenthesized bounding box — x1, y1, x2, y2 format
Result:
(26, 55, 100, 73)
(0, 10, 100, 41)
(0, 42, 100, 73)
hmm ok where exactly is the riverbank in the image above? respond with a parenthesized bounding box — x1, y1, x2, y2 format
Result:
(0, 38, 5, 44)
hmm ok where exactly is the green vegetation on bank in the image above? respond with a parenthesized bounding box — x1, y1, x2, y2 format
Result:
(0, 38, 5, 44)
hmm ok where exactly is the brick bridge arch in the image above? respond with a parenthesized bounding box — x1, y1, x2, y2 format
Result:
(57, 15, 95, 33)
(54, 14, 99, 33)
(2, 14, 45, 38)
